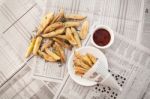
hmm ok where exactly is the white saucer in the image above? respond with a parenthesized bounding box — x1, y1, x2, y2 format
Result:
(67, 46, 108, 86)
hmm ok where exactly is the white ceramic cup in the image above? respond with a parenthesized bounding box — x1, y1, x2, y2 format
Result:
(91, 25, 114, 49)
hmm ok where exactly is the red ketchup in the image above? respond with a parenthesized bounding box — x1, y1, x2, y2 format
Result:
(93, 29, 111, 46)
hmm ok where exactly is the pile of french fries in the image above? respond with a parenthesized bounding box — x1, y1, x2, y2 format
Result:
(25, 9, 89, 63)
(73, 51, 97, 76)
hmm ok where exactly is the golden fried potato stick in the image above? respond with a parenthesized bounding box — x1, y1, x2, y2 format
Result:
(87, 53, 96, 64)
(74, 51, 82, 59)
(66, 28, 77, 45)
(37, 12, 54, 35)
(58, 44, 66, 63)
(42, 27, 65, 38)
(79, 20, 89, 39)
(74, 66, 87, 75)
(75, 71, 84, 76)
(74, 66, 87, 73)
(56, 35, 68, 40)
(73, 59, 90, 70)
(41, 40, 53, 51)
(53, 38, 72, 50)
(74, 51, 92, 66)
(45, 48, 60, 60)
(71, 27, 81, 47)
(25, 37, 36, 58)
(65, 14, 86, 20)
(64, 21, 80, 27)
(52, 43, 61, 57)
(51, 9, 64, 24)
(52, 38, 64, 46)
(82, 55, 93, 67)
(55, 42, 66, 63)
(33, 36, 42, 55)
(44, 22, 63, 33)
(38, 50, 56, 62)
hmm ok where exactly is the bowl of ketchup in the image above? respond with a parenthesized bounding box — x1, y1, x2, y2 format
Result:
(91, 25, 114, 49)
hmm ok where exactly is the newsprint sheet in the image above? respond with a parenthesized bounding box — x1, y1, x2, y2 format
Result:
(0, 0, 150, 99)
(0, 0, 59, 99)
(54, 33, 150, 99)
(32, 0, 149, 83)
(0, 59, 58, 99)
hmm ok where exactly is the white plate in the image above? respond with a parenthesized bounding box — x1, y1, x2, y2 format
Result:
(67, 46, 108, 86)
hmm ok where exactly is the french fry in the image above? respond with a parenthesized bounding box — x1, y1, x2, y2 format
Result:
(79, 20, 89, 39)
(65, 14, 86, 20)
(51, 9, 64, 24)
(44, 22, 63, 33)
(75, 69, 85, 75)
(71, 27, 81, 47)
(73, 52, 97, 76)
(41, 40, 53, 51)
(55, 27, 65, 33)
(73, 59, 90, 70)
(58, 46, 66, 63)
(66, 28, 77, 45)
(74, 51, 82, 59)
(64, 21, 80, 27)
(25, 37, 36, 58)
(42, 27, 65, 38)
(55, 42, 66, 63)
(56, 35, 68, 40)
(52, 38, 64, 46)
(74, 52, 92, 66)
(37, 12, 54, 35)
(38, 50, 56, 62)
(45, 48, 60, 60)
(82, 55, 93, 67)
(75, 71, 84, 76)
(74, 66, 87, 72)
(53, 38, 72, 49)
(38, 50, 45, 57)
(87, 53, 96, 64)
(33, 36, 42, 55)
(74, 66, 87, 75)
(52, 43, 61, 56)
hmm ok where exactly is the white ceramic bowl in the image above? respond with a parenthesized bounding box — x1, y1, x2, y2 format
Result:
(67, 46, 108, 86)
(91, 25, 114, 49)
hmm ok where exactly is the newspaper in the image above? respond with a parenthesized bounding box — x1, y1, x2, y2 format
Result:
(0, 0, 59, 98)
(137, 0, 150, 98)
(140, 0, 150, 49)
(0, 0, 43, 87)
(0, 0, 150, 99)
(54, 33, 150, 99)
(32, 0, 148, 83)
(0, 59, 56, 99)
